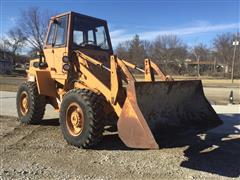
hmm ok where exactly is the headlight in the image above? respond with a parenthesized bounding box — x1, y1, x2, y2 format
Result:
(62, 56, 69, 63)
(63, 64, 70, 71)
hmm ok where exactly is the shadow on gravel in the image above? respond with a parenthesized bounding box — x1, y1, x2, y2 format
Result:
(94, 133, 130, 150)
(38, 118, 60, 126)
(179, 114, 240, 178)
(93, 126, 130, 150)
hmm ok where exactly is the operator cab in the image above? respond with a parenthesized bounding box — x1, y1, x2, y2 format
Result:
(43, 11, 113, 86)
(44, 11, 113, 70)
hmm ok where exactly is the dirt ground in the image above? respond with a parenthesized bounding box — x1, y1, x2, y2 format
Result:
(0, 114, 240, 179)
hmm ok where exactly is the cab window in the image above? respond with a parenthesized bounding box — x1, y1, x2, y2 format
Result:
(88, 30, 94, 43)
(73, 30, 83, 45)
(95, 26, 109, 49)
(55, 16, 68, 46)
(72, 16, 110, 50)
(47, 23, 56, 45)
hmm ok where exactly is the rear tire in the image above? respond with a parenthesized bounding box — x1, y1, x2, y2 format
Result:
(60, 89, 104, 148)
(16, 81, 46, 124)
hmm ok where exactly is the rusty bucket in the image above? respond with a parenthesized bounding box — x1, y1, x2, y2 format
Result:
(117, 80, 222, 149)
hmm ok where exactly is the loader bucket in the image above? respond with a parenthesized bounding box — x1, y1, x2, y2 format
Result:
(117, 80, 222, 149)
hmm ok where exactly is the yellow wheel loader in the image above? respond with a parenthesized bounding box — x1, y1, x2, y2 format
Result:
(16, 12, 222, 149)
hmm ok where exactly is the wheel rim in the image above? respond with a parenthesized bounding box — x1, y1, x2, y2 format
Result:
(66, 103, 84, 136)
(20, 91, 29, 115)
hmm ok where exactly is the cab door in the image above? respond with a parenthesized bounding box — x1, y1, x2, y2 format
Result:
(44, 15, 69, 75)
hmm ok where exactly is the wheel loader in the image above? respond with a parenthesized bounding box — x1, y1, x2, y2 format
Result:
(16, 11, 222, 149)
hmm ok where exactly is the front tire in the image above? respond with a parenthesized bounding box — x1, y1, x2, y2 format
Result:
(16, 81, 46, 124)
(60, 89, 104, 148)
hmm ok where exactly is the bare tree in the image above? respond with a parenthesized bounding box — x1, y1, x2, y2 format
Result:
(115, 41, 130, 59)
(150, 35, 187, 62)
(3, 28, 26, 66)
(193, 43, 210, 61)
(4, 29, 26, 54)
(213, 33, 234, 72)
(17, 7, 51, 52)
(142, 40, 152, 57)
(115, 34, 187, 73)
(0, 39, 6, 60)
(0, 39, 4, 50)
(149, 35, 187, 74)
(114, 33, 239, 77)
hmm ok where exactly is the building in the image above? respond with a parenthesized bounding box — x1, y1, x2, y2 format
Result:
(186, 60, 224, 73)
(0, 59, 13, 74)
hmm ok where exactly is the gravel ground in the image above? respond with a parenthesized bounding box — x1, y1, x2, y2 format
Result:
(0, 114, 240, 179)
(1, 76, 240, 179)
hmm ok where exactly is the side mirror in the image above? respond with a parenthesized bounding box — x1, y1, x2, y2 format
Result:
(37, 51, 44, 57)
(51, 17, 59, 24)
(36, 51, 47, 68)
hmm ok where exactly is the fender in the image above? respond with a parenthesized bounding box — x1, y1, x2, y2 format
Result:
(35, 70, 57, 98)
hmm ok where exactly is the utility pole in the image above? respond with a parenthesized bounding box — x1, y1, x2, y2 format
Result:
(231, 37, 239, 83)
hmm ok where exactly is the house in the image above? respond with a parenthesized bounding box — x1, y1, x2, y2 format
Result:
(185, 59, 224, 73)
(0, 59, 13, 74)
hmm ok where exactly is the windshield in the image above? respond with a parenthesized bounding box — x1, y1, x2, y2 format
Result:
(73, 16, 110, 50)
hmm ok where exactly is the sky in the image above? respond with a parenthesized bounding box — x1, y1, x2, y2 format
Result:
(0, 0, 239, 49)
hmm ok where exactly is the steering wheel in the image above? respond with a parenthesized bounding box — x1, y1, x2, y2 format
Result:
(79, 40, 95, 46)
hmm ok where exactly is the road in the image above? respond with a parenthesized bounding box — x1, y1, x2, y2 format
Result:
(0, 91, 59, 119)
(1, 87, 239, 117)
(205, 87, 240, 104)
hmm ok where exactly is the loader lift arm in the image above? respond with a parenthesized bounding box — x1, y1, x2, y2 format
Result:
(122, 59, 173, 81)
(76, 50, 173, 82)
(75, 51, 160, 148)
(75, 50, 172, 105)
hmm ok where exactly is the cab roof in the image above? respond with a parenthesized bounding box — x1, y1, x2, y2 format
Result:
(51, 11, 107, 23)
